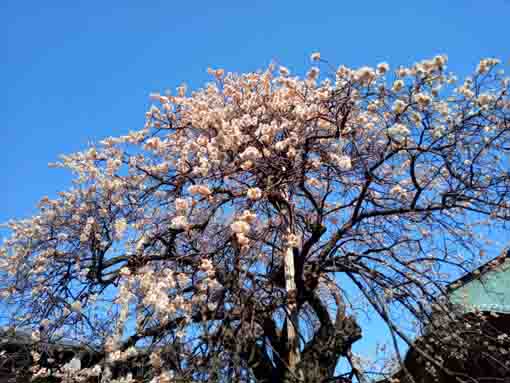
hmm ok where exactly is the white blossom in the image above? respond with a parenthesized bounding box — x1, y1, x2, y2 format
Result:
(388, 123, 410, 140)
(114, 217, 127, 239)
(171, 215, 188, 230)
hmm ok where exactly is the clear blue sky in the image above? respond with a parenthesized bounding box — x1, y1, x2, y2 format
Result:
(2, 0, 510, 369)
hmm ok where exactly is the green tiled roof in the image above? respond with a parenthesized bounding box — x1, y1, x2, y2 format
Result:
(449, 252, 510, 314)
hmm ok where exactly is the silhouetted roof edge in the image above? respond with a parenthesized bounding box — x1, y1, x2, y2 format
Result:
(445, 247, 510, 293)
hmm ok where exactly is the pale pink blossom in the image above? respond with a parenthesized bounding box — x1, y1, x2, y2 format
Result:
(171, 216, 188, 230)
(247, 187, 262, 200)
(230, 220, 250, 235)
(188, 185, 211, 196)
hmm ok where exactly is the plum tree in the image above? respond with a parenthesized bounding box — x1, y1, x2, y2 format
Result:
(1, 54, 509, 382)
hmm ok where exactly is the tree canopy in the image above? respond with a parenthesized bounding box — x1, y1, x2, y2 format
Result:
(1, 54, 510, 382)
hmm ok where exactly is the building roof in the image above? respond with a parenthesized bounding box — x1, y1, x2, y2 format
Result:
(446, 247, 510, 292)
(446, 248, 510, 314)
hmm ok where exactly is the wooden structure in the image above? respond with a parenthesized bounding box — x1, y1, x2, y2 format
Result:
(384, 249, 510, 383)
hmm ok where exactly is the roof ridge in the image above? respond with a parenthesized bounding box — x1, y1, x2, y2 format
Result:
(446, 247, 510, 292)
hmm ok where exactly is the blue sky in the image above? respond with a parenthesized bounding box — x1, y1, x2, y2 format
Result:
(2, 0, 510, 371)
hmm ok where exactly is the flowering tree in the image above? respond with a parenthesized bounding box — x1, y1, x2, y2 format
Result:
(1, 54, 510, 382)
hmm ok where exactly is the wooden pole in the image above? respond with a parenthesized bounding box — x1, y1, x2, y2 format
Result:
(284, 244, 301, 381)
